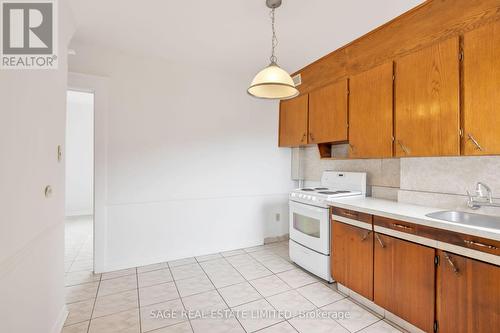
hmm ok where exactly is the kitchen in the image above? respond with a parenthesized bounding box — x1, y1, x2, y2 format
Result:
(1, 0, 499, 333)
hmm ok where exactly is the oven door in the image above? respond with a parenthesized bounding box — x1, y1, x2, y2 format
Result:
(289, 200, 330, 255)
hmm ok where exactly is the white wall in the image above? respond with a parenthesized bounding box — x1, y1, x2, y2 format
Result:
(69, 44, 295, 271)
(65, 91, 94, 216)
(0, 3, 75, 333)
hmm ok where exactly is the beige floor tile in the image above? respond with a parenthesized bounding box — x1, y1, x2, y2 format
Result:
(190, 317, 245, 333)
(258, 258, 295, 274)
(207, 270, 245, 289)
(65, 299, 95, 326)
(321, 298, 380, 332)
(267, 290, 315, 319)
(150, 321, 193, 333)
(182, 289, 228, 312)
(250, 275, 291, 297)
(98, 274, 137, 297)
(140, 299, 186, 332)
(88, 309, 140, 333)
(195, 253, 222, 262)
(358, 320, 404, 333)
(175, 275, 214, 297)
(66, 282, 99, 303)
(101, 268, 137, 280)
(137, 262, 169, 274)
(200, 259, 233, 274)
(218, 282, 261, 307)
(277, 269, 318, 289)
(225, 254, 256, 267)
(288, 310, 349, 333)
(93, 290, 138, 318)
(296, 282, 345, 307)
(65, 270, 101, 286)
(62, 321, 89, 333)
(170, 263, 205, 281)
(168, 257, 197, 268)
(138, 269, 173, 288)
(257, 321, 297, 333)
(234, 262, 273, 281)
(232, 298, 283, 332)
(221, 249, 246, 257)
(139, 282, 179, 306)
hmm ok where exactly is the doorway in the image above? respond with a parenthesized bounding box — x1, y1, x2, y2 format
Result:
(64, 90, 95, 276)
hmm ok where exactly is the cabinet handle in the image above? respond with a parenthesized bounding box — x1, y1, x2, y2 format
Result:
(392, 223, 413, 231)
(443, 252, 459, 275)
(375, 233, 385, 248)
(309, 133, 315, 141)
(467, 134, 483, 151)
(301, 133, 306, 142)
(464, 239, 497, 250)
(361, 230, 371, 241)
(397, 140, 410, 155)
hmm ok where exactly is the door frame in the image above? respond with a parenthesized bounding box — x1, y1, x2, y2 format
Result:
(68, 72, 109, 273)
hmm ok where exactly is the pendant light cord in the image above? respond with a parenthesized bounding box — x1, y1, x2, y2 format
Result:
(270, 8, 278, 65)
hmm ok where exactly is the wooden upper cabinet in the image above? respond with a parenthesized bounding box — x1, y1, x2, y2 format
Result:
(394, 37, 460, 157)
(278, 94, 308, 147)
(463, 21, 500, 155)
(374, 233, 435, 332)
(308, 80, 348, 144)
(436, 250, 500, 333)
(349, 62, 394, 158)
(331, 221, 373, 300)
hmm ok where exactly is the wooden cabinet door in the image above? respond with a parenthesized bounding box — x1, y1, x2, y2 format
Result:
(331, 221, 373, 300)
(374, 233, 435, 332)
(308, 80, 348, 144)
(394, 37, 460, 157)
(436, 250, 500, 333)
(278, 94, 308, 147)
(463, 21, 500, 155)
(349, 62, 394, 158)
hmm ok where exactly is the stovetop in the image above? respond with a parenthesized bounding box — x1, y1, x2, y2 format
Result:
(289, 171, 367, 207)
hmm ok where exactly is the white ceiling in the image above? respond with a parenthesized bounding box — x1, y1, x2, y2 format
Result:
(68, 0, 424, 73)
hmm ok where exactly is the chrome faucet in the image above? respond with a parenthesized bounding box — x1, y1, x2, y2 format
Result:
(466, 182, 500, 210)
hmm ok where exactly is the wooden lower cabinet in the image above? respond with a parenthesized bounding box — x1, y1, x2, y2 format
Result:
(374, 233, 435, 332)
(436, 250, 500, 333)
(331, 221, 373, 300)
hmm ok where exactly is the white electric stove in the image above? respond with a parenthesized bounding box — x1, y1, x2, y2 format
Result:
(289, 171, 367, 282)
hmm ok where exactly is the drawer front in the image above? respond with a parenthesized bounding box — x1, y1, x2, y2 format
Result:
(331, 207, 372, 224)
(374, 215, 500, 256)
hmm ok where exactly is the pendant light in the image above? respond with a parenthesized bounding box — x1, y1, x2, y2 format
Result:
(248, 0, 299, 100)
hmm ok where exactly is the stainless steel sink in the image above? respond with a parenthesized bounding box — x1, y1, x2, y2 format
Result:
(426, 211, 500, 230)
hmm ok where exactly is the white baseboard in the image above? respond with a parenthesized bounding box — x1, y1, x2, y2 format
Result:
(51, 305, 68, 333)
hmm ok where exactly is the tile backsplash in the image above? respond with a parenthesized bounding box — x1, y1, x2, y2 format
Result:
(293, 147, 500, 216)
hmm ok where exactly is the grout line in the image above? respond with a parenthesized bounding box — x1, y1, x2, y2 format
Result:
(86, 273, 102, 333)
(135, 268, 143, 333)
(168, 265, 195, 333)
(195, 256, 249, 333)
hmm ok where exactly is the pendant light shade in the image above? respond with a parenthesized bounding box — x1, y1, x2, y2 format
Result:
(247, 63, 299, 99)
(248, 0, 298, 100)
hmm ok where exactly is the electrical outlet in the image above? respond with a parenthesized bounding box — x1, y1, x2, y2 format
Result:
(275, 213, 280, 222)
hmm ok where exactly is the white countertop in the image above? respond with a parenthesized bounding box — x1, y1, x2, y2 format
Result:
(327, 196, 500, 242)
